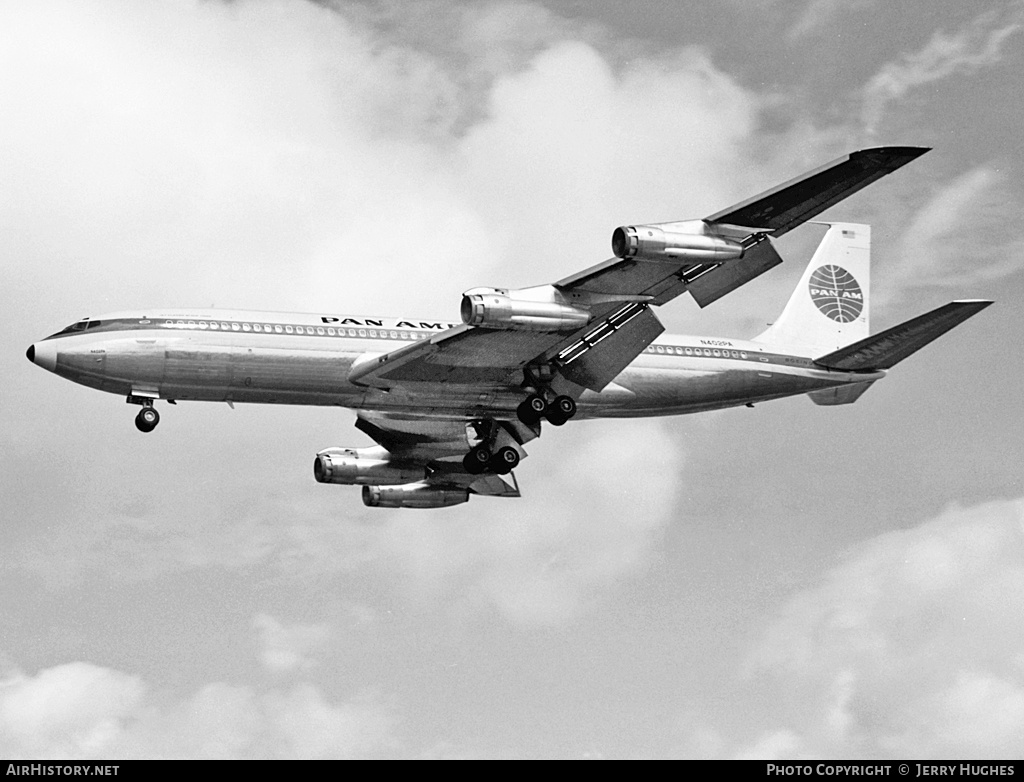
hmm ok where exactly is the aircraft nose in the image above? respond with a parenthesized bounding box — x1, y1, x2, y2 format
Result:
(26, 341, 57, 372)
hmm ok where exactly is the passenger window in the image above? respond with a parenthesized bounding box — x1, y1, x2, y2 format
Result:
(656, 345, 664, 353)
(209, 322, 218, 330)
(358, 329, 366, 337)
(285, 325, 293, 334)
(390, 330, 398, 339)
(274, 325, 283, 334)
(685, 348, 692, 355)
(242, 323, 251, 331)
(317, 327, 325, 335)
(740, 352, 747, 359)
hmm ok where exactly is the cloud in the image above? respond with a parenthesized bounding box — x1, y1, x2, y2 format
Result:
(738, 497, 1024, 758)
(372, 418, 685, 624)
(3, 0, 796, 624)
(862, 8, 1024, 138)
(0, 663, 146, 759)
(0, 660, 396, 759)
(788, 0, 874, 41)
(879, 165, 1024, 304)
(253, 613, 331, 673)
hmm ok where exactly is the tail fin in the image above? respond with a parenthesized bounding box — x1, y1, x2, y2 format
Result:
(754, 223, 870, 354)
(813, 300, 992, 370)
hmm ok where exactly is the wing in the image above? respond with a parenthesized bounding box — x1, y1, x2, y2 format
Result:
(349, 147, 927, 398)
(348, 301, 663, 393)
(559, 146, 929, 307)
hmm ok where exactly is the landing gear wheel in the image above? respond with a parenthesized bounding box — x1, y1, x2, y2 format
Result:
(135, 406, 160, 433)
(552, 395, 576, 418)
(463, 445, 492, 475)
(489, 446, 520, 475)
(544, 395, 576, 426)
(517, 394, 548, 425)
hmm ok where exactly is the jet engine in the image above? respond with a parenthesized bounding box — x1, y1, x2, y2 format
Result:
(362, 484, 470, 509)
(313, 446, 423, 486)
(612, 223, 744, 263)
(460, 285, 590, 332)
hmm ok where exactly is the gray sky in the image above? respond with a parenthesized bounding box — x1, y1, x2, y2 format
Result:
(2, 0, 1023, 759)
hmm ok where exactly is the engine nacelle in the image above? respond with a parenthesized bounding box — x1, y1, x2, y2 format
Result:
(362, 484, 470, 509)
(460, 285, 590, 332)
(612, 224, 744, 263)
(313, 446, 423, 486)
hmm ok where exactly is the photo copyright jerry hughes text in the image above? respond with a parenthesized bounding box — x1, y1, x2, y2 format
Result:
(767, 766, 1015, 777)
(6, 767, 118, 776)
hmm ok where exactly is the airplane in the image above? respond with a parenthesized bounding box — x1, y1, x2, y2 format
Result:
(26, 146, 991, 509)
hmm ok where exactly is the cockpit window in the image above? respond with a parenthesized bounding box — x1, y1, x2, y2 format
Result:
(50, 319, 104, 338)
(56, 319, 91, 335)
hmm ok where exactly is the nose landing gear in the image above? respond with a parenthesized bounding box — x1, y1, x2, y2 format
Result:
(134, 405, 160, 433)
(127, 394, 161, 432)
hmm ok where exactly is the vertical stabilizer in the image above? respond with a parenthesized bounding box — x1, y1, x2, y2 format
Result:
(754, 223, 870, 354)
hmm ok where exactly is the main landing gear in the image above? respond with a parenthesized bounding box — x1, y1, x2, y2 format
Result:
(516, 393, 577, 427)
(461, 419, 523, 476)
(462, 444, 520, 476)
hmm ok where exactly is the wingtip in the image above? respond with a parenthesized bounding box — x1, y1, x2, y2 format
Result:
(855, 145, 931, 155)
(951, 299, 995, 307)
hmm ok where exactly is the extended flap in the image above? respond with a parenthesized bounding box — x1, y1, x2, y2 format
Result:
(558, 306, 664, 391)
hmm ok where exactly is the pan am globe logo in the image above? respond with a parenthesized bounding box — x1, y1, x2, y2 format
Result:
(808, 265, 863, 323)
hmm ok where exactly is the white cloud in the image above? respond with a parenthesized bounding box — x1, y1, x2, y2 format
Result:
(253, 613, 331, 673)
(374, 418, 684, 624)
(879, 165, 1024, 304)
(788, 0, 874, 41)
(862, 8, 1024, 138)
(0, 661, 396, 759)
(737, 497, 1024, 758)
(0, 663, 146, 759)
(3, 0, 799, 624)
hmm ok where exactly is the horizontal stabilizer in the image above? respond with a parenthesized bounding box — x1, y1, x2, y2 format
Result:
(469, 472, 521, 498)
(807, 380, 876, 406)
(706, 147, 929, 238)
(813, 300, 992, 371)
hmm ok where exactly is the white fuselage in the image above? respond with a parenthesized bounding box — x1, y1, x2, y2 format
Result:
(29, 308, 883, 419)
